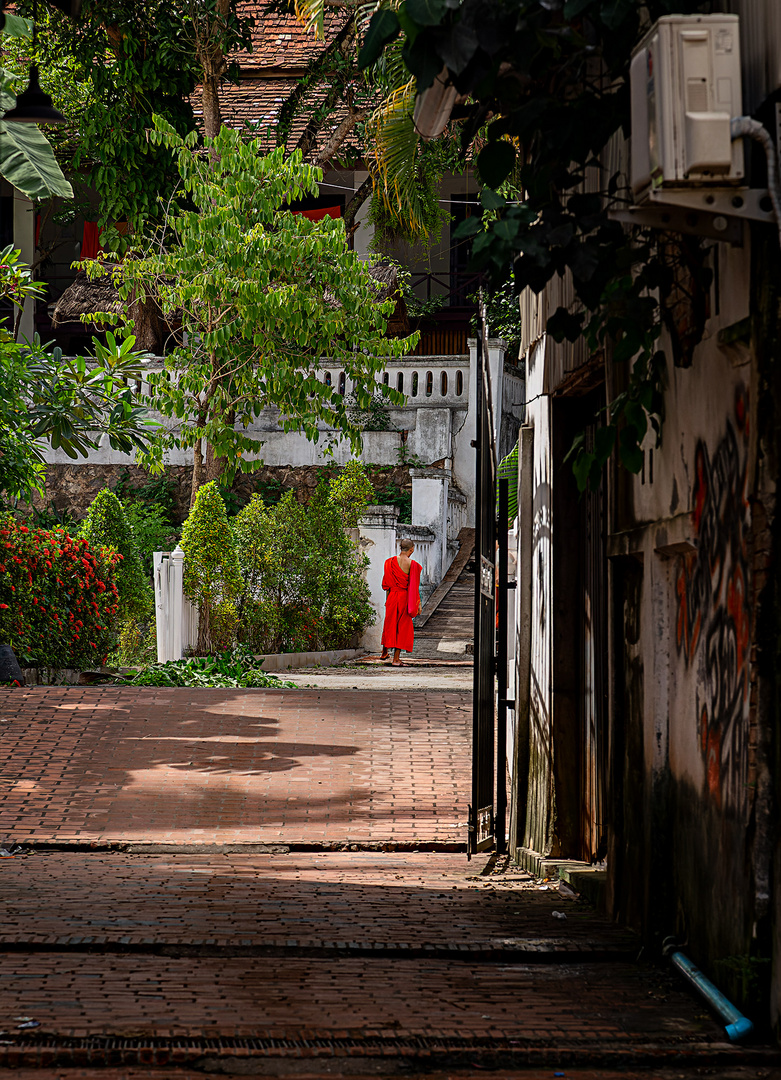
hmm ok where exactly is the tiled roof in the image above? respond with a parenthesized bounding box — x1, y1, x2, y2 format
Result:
(191, 78, 361, 158)
(234, 3, 350, 71)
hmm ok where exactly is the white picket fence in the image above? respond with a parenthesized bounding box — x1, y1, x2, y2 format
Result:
(153, 547, 199, 662)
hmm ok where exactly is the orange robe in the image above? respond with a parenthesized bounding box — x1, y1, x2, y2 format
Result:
(381, 557, 422, 652)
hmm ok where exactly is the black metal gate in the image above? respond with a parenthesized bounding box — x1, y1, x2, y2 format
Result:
(469, 316, 497, 855)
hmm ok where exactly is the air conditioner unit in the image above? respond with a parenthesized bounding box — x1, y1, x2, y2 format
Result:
(631, 15, 744, 200)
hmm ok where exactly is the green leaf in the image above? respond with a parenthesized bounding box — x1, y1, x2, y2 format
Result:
(480, 188, 506, 211)
(600, 0, 632, 30)
(547, 306, 584, 343)
(563, 0, 593, 18)
(358, 9, 401, 69)
(404, 0, 449, 26)
(452, 214, 482, 240)
(0, 120, 73, 200)
(1, 14, 33, 38)
(477, 141, 516, 189)
(594, 424, 616, 462)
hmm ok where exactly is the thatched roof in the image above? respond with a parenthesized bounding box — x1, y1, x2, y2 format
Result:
(51, 268, 123, 327)
(51, 258, 410, 337)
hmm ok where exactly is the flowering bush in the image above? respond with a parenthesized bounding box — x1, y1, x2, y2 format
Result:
(0, 515, 120, 669)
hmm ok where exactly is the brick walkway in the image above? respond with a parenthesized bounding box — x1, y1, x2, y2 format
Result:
(0, 687, 776, 1077)
(0, 687, 470, 847)
(0, 852, 765, 1073)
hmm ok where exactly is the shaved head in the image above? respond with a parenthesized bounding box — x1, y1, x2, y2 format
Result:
(399, 538, 414, 552)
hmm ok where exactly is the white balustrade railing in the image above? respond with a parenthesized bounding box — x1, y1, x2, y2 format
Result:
(153, 546, 199, 662)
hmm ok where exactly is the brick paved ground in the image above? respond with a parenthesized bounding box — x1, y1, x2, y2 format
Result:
(0, 687, 470, 847)
(0, 851, 772, 1074)
(0, 686, 776, 1077)
(1, 852, 639, 954)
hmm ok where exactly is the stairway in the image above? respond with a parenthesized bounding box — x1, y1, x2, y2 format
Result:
(413, 529, 475, 662)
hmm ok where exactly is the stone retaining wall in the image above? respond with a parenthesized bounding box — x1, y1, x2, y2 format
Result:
(31, 463, 412, 524)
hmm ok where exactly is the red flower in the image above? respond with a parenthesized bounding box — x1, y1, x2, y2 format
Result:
(0, 604, 7, 610)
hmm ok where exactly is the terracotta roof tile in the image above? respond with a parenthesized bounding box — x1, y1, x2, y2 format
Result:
(191, 78, 358, 157)
(234, 3, 350, 70)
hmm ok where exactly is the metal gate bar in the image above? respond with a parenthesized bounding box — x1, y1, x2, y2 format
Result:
(495, 477, 510, 856)
(470, 312, 497, 856)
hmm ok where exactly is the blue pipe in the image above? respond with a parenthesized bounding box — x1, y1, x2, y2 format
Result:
(667, 948, 754, 1042)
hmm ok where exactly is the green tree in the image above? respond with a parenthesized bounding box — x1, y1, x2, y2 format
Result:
(78, 487, 152, 621)
(359, 0, 708, 488)
(180, 481, 241, 653)
(105, 117, 414, 506)
(13, 0, 253, 249)
(0, 246, 156, 503)
(0, 14, 73, 201)
(232, 481, 373, 654)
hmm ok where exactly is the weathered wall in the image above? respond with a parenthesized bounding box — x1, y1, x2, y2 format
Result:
(609, 238, 764, 1001)
(519, 339, 555, 856)
(34, 463, 413, 524)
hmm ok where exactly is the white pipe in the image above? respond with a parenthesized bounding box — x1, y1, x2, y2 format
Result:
(731, 116, 781, 248)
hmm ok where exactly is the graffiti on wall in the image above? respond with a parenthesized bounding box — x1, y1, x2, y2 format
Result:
(675, 387, 750, 815)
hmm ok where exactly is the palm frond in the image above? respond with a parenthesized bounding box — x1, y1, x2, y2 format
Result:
(367, 78, 434, 241)
(294, 0, 325, 39)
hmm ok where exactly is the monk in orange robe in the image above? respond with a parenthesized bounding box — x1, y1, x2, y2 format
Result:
(380, 538, 422, 666)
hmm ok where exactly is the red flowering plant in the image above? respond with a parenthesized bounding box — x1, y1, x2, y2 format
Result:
(0, 515, 121, 669)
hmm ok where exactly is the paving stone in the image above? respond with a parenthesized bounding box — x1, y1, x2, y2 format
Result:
(0, 688, 470, 846)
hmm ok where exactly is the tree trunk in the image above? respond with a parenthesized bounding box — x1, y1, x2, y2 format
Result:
(190, 441, 205, 508)
(344, 175, 373, 235)
(197, 0, 230, 140)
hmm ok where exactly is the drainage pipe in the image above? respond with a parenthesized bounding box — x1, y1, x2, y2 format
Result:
(663, 940, 753, 1042)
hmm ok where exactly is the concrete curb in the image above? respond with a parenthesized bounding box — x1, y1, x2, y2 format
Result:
(4, 838, 467, 854)
(256, 648, 364, 672)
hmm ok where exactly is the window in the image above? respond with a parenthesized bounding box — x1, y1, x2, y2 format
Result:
(338, 371, 346, 395)
(411, 371, 419, 396)
(440, 371, 448, 396)
(397, 371, 404, 393)
(383, 372, 389, 385)
(425, 371, 433, 397)
(456, 370, 463, 396)
(324, 371, 332, 387)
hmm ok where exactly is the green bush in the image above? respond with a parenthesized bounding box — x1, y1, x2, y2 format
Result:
(122, 501, 180, 576)
(330, 459, 375, 529)
(232, 464, 375, 654)
(79, 488, 152, 621)
(0, 516, 120, 669)
(180, 481, 241, 654)
(374, 480, 412, 523)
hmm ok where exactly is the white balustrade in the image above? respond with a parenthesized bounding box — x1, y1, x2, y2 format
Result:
(153, 545, 199, 662)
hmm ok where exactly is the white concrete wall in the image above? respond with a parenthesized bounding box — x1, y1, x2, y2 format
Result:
(410, 467, 449, 587)
(624, 239, 753, 822)
(357, 505, 400, 652)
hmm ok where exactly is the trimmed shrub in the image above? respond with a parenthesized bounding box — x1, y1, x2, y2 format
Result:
(180, 482, 241, 654)
(232, 467, 374, 654)
(0, 516, 120, 669)
(79, 488, 152, 621)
